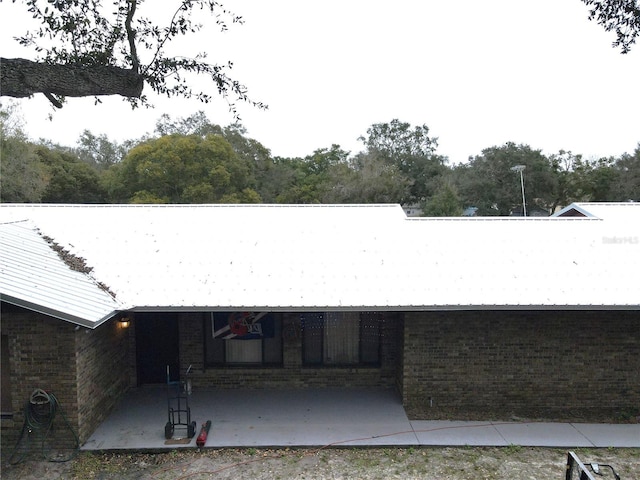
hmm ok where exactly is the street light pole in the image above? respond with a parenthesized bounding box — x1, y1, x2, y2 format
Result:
(510, 165, 527, 217)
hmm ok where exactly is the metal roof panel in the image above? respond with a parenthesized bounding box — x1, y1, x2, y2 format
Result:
(1, 203, 638, 315)
(0, 220, 121, 327)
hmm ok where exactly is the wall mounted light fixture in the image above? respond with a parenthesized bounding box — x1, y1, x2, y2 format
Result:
(119, 317, 131, 328)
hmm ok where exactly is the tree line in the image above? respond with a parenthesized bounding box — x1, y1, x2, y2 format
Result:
(2, 107, 638, 215)
(1, 1, 638, 215)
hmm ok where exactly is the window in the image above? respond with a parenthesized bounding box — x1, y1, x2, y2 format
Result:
(205, 312, 282, 366)
(302, 312, 381, 366)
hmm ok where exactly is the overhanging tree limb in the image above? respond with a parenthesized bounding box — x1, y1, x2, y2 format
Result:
(1, 57, 144, 102)
(0, 1, 265, 115)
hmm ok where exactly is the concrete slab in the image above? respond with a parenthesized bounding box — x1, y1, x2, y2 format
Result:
(493, 422, 594, 447)
(571, 423, 640, 448)
(82, 387, 640, 450)
(205, 424, 418, 448)
(411, 421, 506, 446)
(82, 387, 414, 450)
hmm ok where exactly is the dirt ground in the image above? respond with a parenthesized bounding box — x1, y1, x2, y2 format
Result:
(2, 447, 639, 479)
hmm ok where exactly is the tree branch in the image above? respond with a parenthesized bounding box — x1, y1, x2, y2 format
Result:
(1, 58, 144, 106)
(125, 0, 140, 73)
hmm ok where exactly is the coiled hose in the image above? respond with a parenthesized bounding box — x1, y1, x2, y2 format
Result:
(9, 389, 79, 464)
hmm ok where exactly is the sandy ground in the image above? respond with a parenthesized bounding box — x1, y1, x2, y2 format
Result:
(2, 447, 639, 479)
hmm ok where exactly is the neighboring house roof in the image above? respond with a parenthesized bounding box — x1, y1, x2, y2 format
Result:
(553, 202, 638, 221)
(1, 202, 638, 328)
(0, 220, 121, 327)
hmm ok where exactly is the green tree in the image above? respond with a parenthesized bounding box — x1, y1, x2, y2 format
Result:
(112, 133, 259, 203)
(571, 156, 623, 202)
(218, 124, 276, 202)
(35, 145, 107, 203)
(454, 143, 557, 216)
(1, 1, 265, 115)
(152, 113, 284, 201)
(154, 112, 224, 138)
(359, 119, 446, 204)
(613, 144, 640, 201)
(273, 147, 348, 204)
(325, 152, 411, 204)
(555, 146, 640, 204)
(74, 130, 130, 170)
(262, 156, 306, 204)
(547, 150, 584, 210)
(360, 119, 438, 160)
(0, 103, 47, 202)
(422, 182, 463, 217)
(129, 190, 168, 204)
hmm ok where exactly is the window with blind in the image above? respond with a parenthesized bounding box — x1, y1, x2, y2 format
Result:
(302, 312, 381, 366)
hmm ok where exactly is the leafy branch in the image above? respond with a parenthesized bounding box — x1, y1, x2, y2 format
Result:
(582, 0, 640, 53)
(3, 0, 266, 116)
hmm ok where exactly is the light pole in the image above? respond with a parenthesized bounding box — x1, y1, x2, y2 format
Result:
(510, 165, 527, 217)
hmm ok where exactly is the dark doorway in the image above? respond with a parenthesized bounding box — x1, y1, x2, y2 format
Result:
(135, 313, 180, 385)
(1, 335, 13, 415)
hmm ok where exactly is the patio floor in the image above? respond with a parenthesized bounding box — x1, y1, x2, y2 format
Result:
(81, 387, 640, 450)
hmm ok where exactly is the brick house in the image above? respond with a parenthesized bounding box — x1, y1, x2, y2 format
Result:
(1, 203, 638, 448)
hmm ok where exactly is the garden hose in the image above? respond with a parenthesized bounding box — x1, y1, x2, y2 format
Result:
(9, 389, 79, 465)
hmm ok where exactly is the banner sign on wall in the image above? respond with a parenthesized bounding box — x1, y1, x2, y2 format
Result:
(212, 312, 274, 340)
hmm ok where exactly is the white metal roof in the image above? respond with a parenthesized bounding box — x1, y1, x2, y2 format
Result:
(0, 220, 121, 327)
(1, 203, 638, 328)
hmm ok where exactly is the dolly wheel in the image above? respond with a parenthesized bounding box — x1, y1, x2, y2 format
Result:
(165, 422, 174, 439)
(188, 421, 196, 438)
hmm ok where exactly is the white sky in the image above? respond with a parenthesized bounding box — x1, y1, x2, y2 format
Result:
(1, 0, 639, 164)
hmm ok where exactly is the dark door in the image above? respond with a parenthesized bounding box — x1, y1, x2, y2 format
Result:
(1, 335, 12, 415)
(135, 313, 180, 385)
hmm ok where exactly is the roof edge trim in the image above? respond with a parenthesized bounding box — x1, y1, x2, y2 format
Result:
(127, 304, 640, 313)
(552, 203, 596, 218)
(0, 294, 120, 329)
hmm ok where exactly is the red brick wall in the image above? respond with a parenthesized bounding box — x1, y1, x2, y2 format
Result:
(177, 312, 402, 390)
(402, 310, 640, 421)
(0, 304, 131, 450)
(1, 306, 78, 450)
(75, 317, 131, 442)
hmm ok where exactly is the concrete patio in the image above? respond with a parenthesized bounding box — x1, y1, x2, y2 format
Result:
(81, 387, 640, 450)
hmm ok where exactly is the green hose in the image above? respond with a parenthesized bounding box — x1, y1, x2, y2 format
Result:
(9, 389, 79, 465)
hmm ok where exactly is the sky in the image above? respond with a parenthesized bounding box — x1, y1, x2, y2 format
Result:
(1, 0, 639, 164)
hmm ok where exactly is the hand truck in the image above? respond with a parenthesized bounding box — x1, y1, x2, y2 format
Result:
(164, 365, 196, 440)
